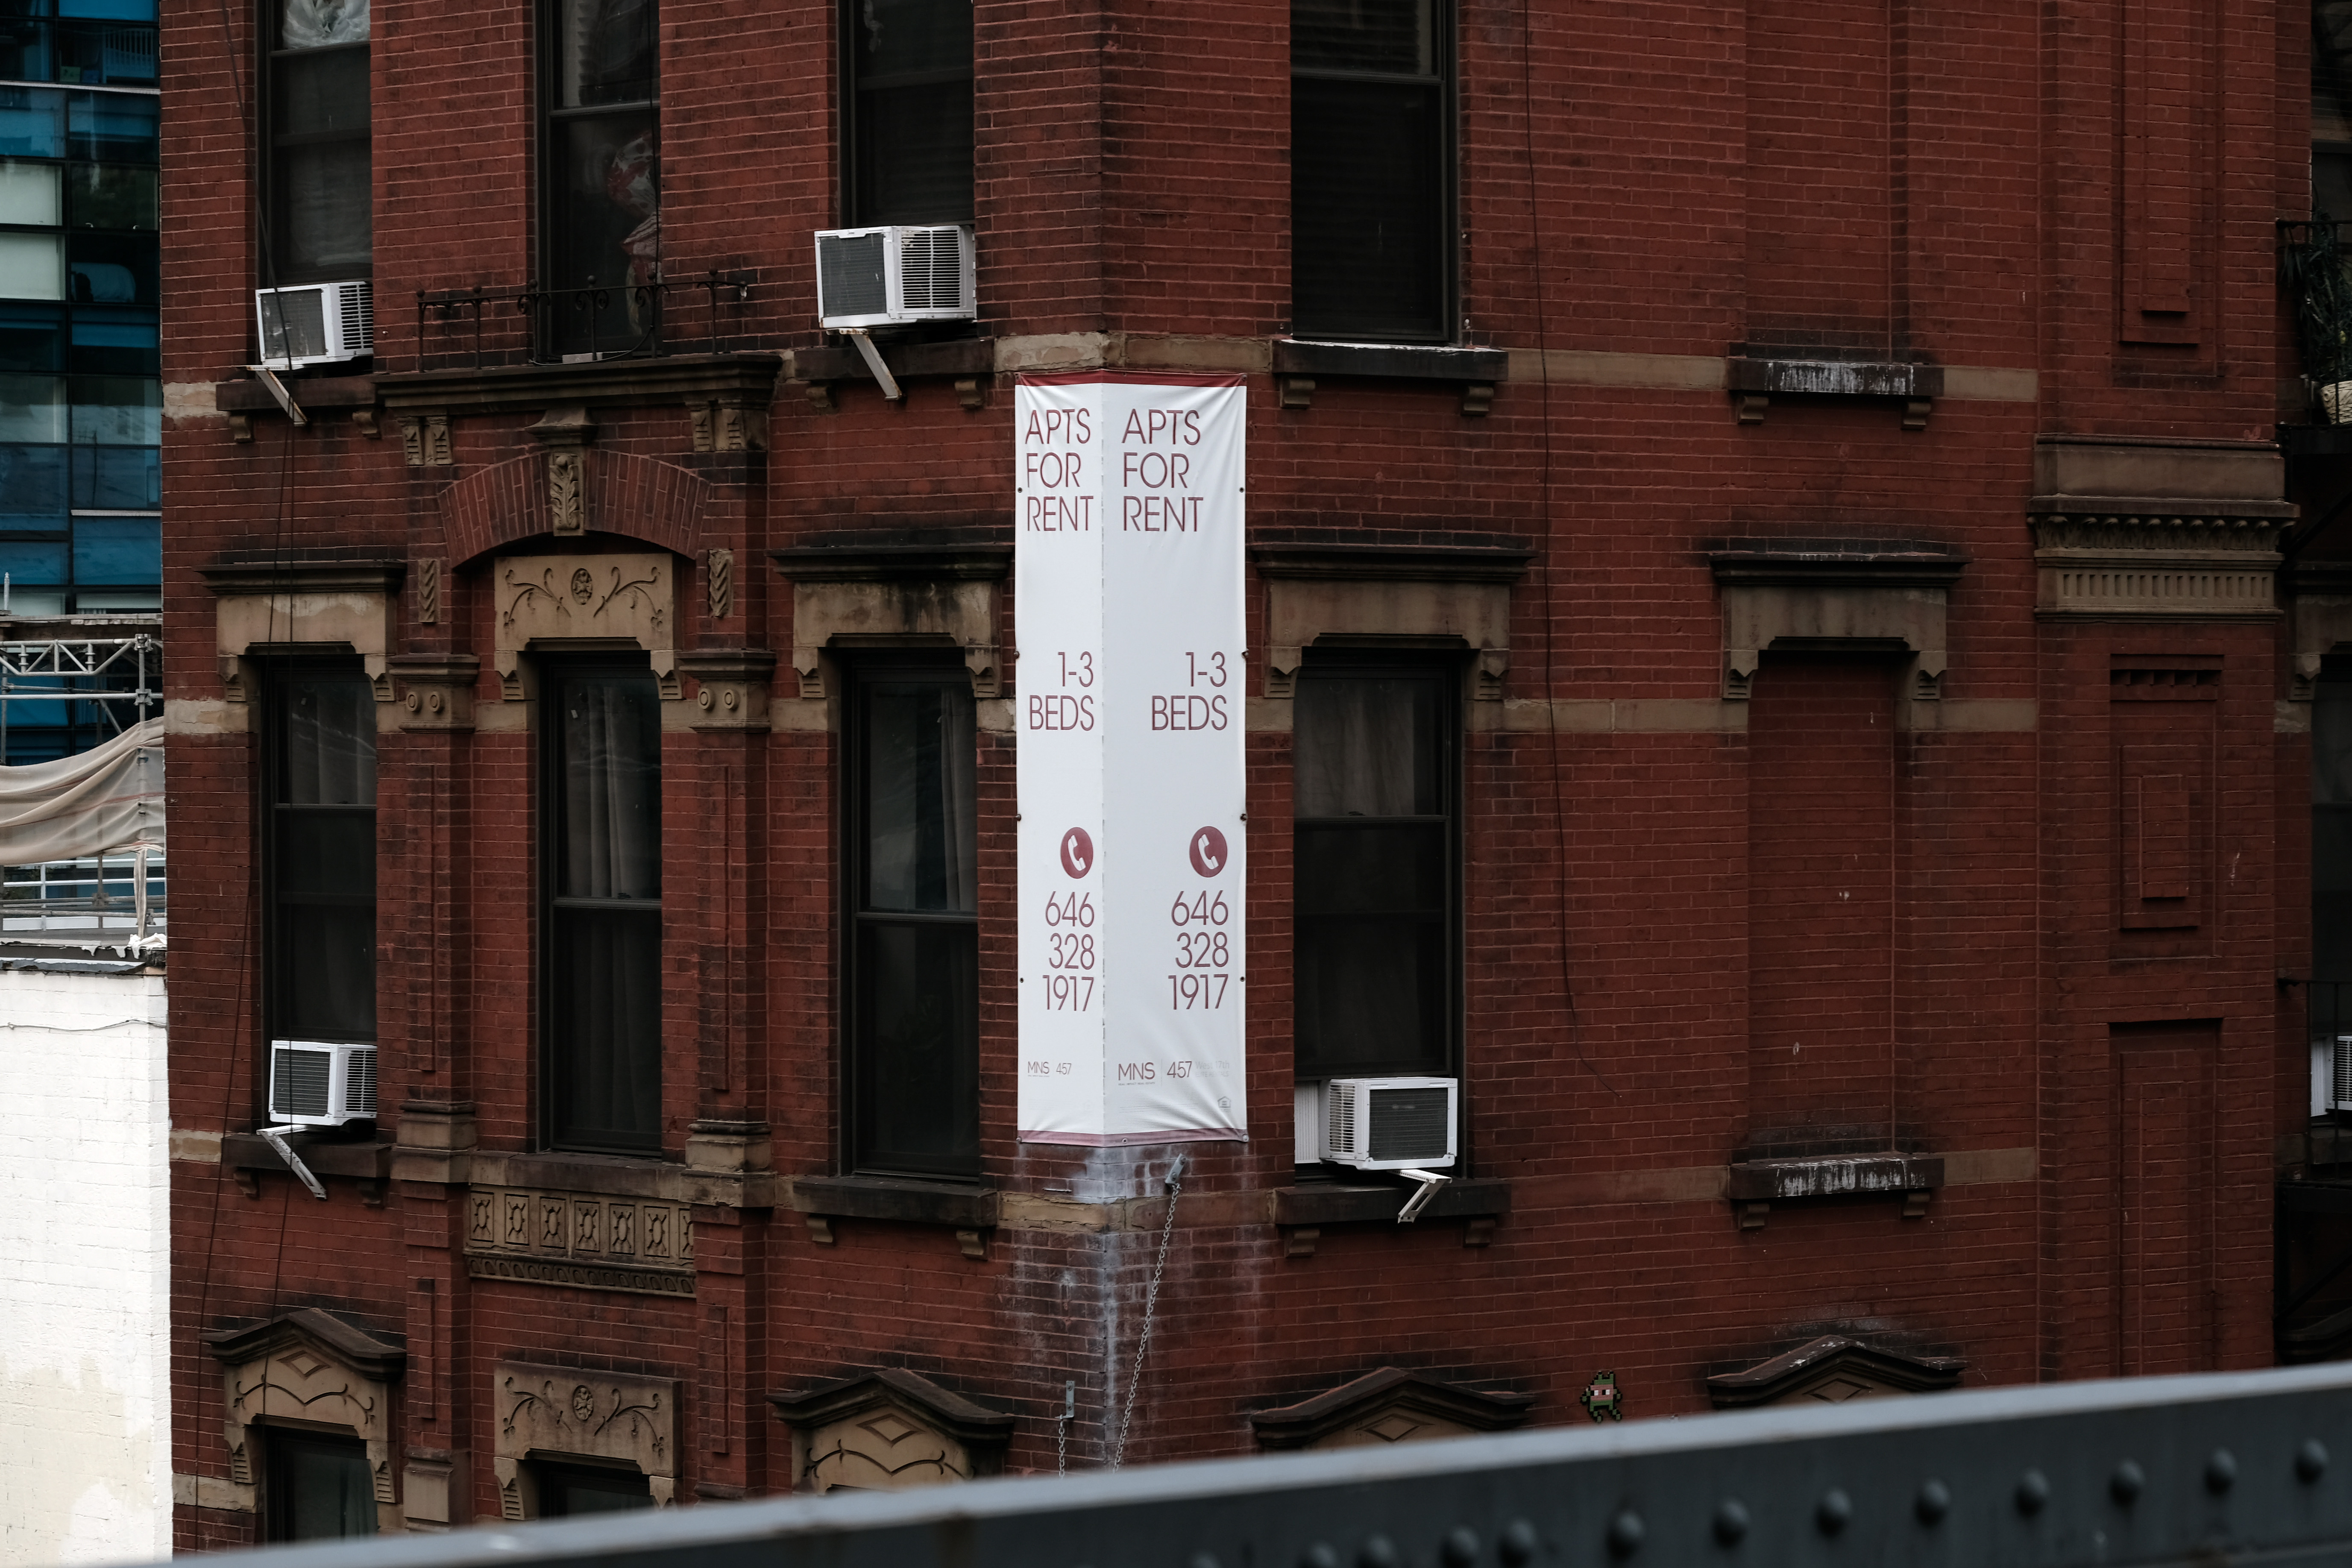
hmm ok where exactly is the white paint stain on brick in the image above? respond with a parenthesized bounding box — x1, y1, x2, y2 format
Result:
(0, 964, 169, 1565)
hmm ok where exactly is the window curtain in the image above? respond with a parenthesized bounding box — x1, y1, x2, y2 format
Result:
(282, 674, 375, 807)
(1294, 675, 1435, 818)
(865, 683, 975, 914)
(560, 679, 659, 901)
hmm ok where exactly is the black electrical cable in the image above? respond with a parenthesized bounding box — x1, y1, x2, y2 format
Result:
(1517, 0, 1615, 1099)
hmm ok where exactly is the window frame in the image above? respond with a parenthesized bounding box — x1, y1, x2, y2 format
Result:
(260, 657, 378, 1065)
(1287, 0, 1459, 344)
(537, 0, 661, 355)
(258, 0, 372, 287)
(840, 653, 982, 1181)
(537, 653, 666, 1156)
(836, 0, 976, 227)
(1289, 650, 1465, 1088)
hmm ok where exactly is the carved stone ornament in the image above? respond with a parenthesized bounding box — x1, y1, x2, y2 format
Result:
(493, 1360, 679, 1517)
(493, 551, 679, 700)
(200, 558, 406, 703)
(768, 540, 1011, 701)
(1246, 1367, 1534, 1451)
(678, 647, 776, 732)
(2028, 435, 2293, 621)
(767, 1367, 1015, 1493)
(547, 450, 585, 536)
(205, 1307, 406, 1531)
(389, 653, 479, 733)
(1249, 540, 1533, 703)
(707, 547, 735, 621)
(414, 555, 442, 625)
(1706, 540, 1965, 702)
(1704, 1334, 1965, 1410)
(464, 1184, 695, 1297)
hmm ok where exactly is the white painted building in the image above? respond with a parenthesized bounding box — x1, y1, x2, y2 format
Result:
(0, 956, 171, 1565)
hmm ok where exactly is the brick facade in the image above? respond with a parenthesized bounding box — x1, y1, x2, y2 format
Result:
(161, 0, 2309, 1541)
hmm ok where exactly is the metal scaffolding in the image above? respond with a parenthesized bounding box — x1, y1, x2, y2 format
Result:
(0, 632, 160, 761)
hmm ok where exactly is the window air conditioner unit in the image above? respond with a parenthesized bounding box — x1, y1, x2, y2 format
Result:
(814, 225, 977, 328)
(2315, 1037, 2352, 1117)
(268, 1040, 378, 1127)
(1325, 1076, 1457, 1171)
(254, 280, 376, 368)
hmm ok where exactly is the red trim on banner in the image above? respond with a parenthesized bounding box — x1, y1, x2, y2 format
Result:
(1017, 1127, 1249, 1146)
(1016, 370, 1247, 387)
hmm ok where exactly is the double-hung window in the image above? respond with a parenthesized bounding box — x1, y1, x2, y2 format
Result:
(841, 0, 974, 225)
(542, 662, 663, 1153)
(265, 665, 376, 1053)
(1292, 660, 1458, 1091)
(846, 663, 979, 1177)
(1290, 0, 1453, 341)
(543, 0, 658, 354)
(264, 0, 370, 282)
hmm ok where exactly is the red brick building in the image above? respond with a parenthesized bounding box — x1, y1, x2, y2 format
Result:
(160, 0, 2323, 1542)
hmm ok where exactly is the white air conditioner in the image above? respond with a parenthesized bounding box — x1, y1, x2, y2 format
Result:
(1325, 1076, 1457, 1171)
(814, 225, 976, 328)
(2315, 1037, 2352, 1117)
(255, 280, 376, 368)
(268, 1040, 378, 1127)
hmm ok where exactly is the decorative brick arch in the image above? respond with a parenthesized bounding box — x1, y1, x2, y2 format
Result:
(443, 450, 709, 567)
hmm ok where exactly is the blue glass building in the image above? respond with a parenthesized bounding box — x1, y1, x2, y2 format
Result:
(0, 0, 162, 761)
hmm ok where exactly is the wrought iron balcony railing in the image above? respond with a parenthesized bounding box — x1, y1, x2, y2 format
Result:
(2281, 219, 2352, 423)
(413, 272, 758, 373)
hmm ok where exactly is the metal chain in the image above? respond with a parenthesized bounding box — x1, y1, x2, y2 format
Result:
(1111, 1157, 1184, 1468)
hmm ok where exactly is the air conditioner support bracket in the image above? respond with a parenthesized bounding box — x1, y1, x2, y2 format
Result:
(841, 330, 903, 402)
(1396, 1168, 1452, 1224)
(255, 1124, 328, 1201)
(246, 366, 309, 428)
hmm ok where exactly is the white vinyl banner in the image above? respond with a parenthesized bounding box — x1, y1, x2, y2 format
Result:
(1015, 372, 1246, 1145)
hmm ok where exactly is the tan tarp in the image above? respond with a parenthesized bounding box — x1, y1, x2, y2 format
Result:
(0, 717, 164, 862)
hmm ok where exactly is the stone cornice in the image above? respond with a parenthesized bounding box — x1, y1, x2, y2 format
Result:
(1248, 541, 1534, 583)
(198, 558, 408, 596)
(769, 541, 1012, 583)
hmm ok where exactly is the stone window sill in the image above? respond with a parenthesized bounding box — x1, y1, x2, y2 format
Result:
(788, 1174, 998, 1255)
(1271, 340, 1508, 416)
(1725, 1152, 1944, 1229)
(222, 1132, 393, 1204)
(1724, 352, 1943, 428)
(785, 337, 994, 411)
(1273, 1178, 1510, 1256)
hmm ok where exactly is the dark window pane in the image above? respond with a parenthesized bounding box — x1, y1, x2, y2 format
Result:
(67, 92, 156, 163)
(68, 442, 155, 509)
(550, 906, 662, 1149)
(547, 111, 657, 349)
(279, 676, 377, 806)
(278, 898, 375, 1039)
(0, 90, 67, 160)
(269, 1431, 376, 1541)
(53, 18, 155, 84)
(278, 137, 371, 275)
(557, 673, 660, 900)
(0, 538, 65, 581)
(0, 305, 62, 372)
(539, 1462, 652, 1515)
(556, 0, 654, 108)
(273, 45, 369, 137)
(69, 310, 158, 375)
(1293, 0, 1432, 73)
(1295, 674, 1440, 817)
(1292, 74, 1445, 339)
(853, 919, 978, 1172)
(0, 443, 65, 525)
(273, 810, 374, 899)
(852, 0, 971, 80)
(863, 681, 975, 913)
(65, 230, 154, 305)
(1294, 823, 1443, 914)
(1295, 912, 1447, 1076)
(853, 79, 973, 224)
(67, 162, 155, 229)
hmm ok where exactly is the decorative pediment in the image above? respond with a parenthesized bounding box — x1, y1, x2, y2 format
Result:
(204, 1308, 405, 1527)
(767, 1367, 1015, 1492)
(490, 550, 679, 700)
(1705, 1334, 1965, 1410)
(1249, 537, 1533, 707)
(492, 1360, 679, 1517)
(1248, 1367, 1533, 1451)
(769, 535, 1011, 702)
(199, 557, 407, 703)
(1707, 539, 1965, 702)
